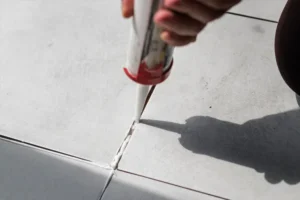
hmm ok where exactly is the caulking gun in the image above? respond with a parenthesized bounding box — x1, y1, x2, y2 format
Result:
(124, 0, 175, 123)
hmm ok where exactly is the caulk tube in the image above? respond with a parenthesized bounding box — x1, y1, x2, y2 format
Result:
(125, 1, 152, 74)
(124, 0, 175, 122)
(124, 1, 152, 123)
(124, 0, 174, 84)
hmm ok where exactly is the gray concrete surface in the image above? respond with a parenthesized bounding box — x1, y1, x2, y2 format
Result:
(119, 14, 300, 200)
(0, 0, 135, 165)
(102, 171, 221, 200)
(0, 139, 111, 200)
(230, 0, 287, 21)
(0, 0, 296, 199)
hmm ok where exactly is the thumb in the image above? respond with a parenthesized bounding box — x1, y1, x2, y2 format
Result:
(122, 0, 134, 18)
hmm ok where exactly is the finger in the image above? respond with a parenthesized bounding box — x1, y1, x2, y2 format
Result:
(161, 31, 197, 46)
(196, 0, 241, 11)
(154, 9, 205, 36)
(122, 0, 134, 18)
(165, 0, 224, 24)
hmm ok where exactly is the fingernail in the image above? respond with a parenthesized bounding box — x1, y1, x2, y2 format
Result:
(160, 31, 169, 41)
(122, 7, 126, 17)
(122, 7, 131, 18)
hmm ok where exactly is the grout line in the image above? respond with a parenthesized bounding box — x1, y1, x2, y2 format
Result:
(109, 85, 157, 170)
(110, 121, 136, 169)
(226, 12, 278, 24)
(98, 170, 115, 200)
(0, 85, 157, 200)
(118, 169, 231, 200)
(0, 134, 111, 170)
(98, 122, 136, 200)
(99, 85, 157, 199)
(105, 12, 276, 199)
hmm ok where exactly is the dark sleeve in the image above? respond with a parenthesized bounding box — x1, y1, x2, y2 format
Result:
(275, 0, 300, 95)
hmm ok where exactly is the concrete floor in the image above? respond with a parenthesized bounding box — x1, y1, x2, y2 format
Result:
(119, 12, 300, 200)
(1, 0, 297, 200)
(0, 0, 135, 165)
(0, 139, 111, 200)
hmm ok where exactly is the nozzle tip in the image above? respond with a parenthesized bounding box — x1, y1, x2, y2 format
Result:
(134, 116, 140, 124)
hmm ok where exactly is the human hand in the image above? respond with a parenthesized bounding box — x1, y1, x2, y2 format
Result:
(122, 0, 241, 46)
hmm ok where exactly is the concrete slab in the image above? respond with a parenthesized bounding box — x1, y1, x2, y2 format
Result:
(119, 14, 300, 200)
(230, 0, 287, 22)
(0, 0, 134, 164)
(102, 171, 222, 200)
(0, 138, 111, 200)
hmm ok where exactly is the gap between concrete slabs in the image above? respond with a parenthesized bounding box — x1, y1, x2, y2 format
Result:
(226, 12, 278, 24)
(105, 8, 283, 171)
(117, 169, 230, 200)
(0, 136, 112, 200)
(228, 0, 286, 22)
(100, 10, 285, 200)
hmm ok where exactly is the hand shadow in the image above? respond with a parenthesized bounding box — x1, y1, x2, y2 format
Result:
(141, 109, 300, 185)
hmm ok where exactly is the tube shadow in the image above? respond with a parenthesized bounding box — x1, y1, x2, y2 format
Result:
(141, 109, 300, 185)
(296, 94, 300, 107)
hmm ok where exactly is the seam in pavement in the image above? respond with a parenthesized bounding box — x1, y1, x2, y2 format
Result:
(110, 121, 136, 169)
(0, 133, 113, 200)
(99, 86, 157, 199)
(0, 134, 111, 170)
(99, 10, 279, 200)
(98, 121, 136, 200)
(226, 12, 278, 24)
(109, 86, 156, 169)
(1, 10, 278, 196)
(118, 169, 231, 200)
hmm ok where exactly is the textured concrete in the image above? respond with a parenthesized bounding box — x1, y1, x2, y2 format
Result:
(0, 0, 135, 164)
(119, 14, 300, 200)
(102, 171, 221, 200)
(230, 0, 287, 21)
(0, 138, 111, 200)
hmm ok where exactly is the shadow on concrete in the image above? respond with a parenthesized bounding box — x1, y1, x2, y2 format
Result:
(141, 109, 300, 185)
(0, 138, 111, 200)
(296, 94, 300, 107)
(0, 138, 213, 200)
